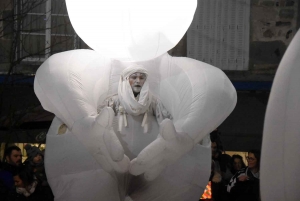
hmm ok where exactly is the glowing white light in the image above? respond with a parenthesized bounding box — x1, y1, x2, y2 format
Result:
(66, 0, 197, 61)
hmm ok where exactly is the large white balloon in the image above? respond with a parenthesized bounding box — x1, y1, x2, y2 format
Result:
(261, 29, 300, 200)
(65, 0, 197, 61)
(34, 50, 236, 200)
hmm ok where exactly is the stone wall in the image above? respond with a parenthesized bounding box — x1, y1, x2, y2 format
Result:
(1, 0, 298, 79)
(249, 0, 298, 76)
(170, 0, 299, 81)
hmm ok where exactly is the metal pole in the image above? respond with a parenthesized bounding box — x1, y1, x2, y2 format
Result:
(45, 0, 51, 58)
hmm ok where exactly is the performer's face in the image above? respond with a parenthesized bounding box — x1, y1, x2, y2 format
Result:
(129, 72, 146, 93)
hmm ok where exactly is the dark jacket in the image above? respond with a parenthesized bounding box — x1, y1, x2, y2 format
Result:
(24, 160, 48, 186)
(0, 163, 24, 201)
(227, 167, 260, 201)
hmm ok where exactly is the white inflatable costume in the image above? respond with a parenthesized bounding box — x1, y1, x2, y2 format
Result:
(34, 51, 236, 201)
(261, 29, 300, 200)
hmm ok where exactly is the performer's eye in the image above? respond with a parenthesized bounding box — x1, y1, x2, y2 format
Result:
(129, 73, 137, 79)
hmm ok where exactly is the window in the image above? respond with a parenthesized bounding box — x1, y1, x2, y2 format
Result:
(17, 0, 76, 63)
(187, 0, 250, 71)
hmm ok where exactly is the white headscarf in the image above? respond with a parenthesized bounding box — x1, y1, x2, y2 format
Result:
(118, 65, 152, 133)
(118, 65, 152, 116)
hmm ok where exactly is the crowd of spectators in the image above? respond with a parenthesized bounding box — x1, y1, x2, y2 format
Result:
(1, 134, 261, 201)
(0, 145, 53, 201)
(209, 130, 261, 201)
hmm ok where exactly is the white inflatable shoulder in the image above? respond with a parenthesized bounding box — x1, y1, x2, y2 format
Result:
(261, 29, 300, 201)
(158, 54, 237, 143)
(34, 50, 111, 129)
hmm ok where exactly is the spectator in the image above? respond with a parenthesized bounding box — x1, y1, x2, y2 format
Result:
(210, 129, 223, 182)
(210, 130, 232, 201)
(24, 144, 48, 186)
(230, 154, 246, 175)
(0, 145, 23, 200)
(219, 154, 233, 185)
(24, 144, 54, 201)
(227, 149, 261, 201)
(14, 165, 38, 198)
(3, 145, 22, 170)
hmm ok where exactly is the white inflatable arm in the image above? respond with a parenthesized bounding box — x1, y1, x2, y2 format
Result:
(130, 55, 237, 179)
(34, 50, 111, 129)
(130, 118, 194, 180)
(72, 107, 130, 173)
(158, 55, 237, 143)
(34, 50, 129, 173)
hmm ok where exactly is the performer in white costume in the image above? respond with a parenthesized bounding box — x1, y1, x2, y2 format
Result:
(35, 51, 236, 201)
(43, 64, 211, 201)
(96, 65, 209, 201)
(38, 1, 236, 199)
(99, 65, 171, 156)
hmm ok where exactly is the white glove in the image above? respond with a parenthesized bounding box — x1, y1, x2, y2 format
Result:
(129, 119, 194, 181)
(72, 107, 130, 173)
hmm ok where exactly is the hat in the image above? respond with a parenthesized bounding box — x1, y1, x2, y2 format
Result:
(121, 65, 148, 80)
(24, 144, 43, 161)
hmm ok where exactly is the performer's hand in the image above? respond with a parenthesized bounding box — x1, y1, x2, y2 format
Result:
(72, 107, 129, 173)
(129, 119, 193, 181)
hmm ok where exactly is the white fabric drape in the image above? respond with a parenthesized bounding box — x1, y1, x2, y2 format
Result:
(118, 65, 152, 116)
(117, 65, 152, 132)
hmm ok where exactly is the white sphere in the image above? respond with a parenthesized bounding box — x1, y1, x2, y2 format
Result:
(66, 0, 197, 61)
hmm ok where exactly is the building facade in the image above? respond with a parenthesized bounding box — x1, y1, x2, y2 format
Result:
(0, 0, 299, 151)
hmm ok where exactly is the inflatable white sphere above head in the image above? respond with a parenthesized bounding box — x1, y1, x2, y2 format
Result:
(65, 0, 197, 62)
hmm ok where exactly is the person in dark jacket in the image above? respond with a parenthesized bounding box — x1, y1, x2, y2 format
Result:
(230, 154, 246, 175)
(24, 144, 48, 186)
(227, 149, 261, 201)
(0, 145, 24, 201)
(210, 130, 233, 201)
(23, 144, 54, 201)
